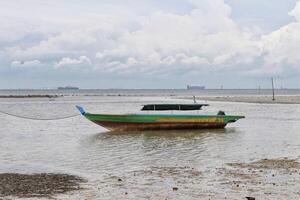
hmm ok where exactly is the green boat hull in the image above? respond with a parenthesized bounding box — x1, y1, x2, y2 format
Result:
(82, 113, 244, 131)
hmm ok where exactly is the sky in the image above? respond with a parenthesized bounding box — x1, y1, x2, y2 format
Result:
(0, 0, 300, 89)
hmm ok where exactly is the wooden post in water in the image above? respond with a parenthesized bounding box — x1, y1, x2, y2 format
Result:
(271, 77, 275, 101)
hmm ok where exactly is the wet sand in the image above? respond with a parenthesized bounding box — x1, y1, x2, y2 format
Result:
(1, 159, 297, 199)
(0, 173, 86, 198)
(90, 158, 300, 199)
(188, 95, 300, 104)
(217, 158, 300, 199)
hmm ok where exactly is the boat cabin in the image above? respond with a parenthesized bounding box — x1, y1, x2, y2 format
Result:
(141, 104, 209, 111)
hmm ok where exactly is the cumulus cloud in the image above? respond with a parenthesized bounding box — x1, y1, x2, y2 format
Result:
(251, 1, 300, 75)
(93, 5, 261, 73)
(55, 56, 91, 68)
(1, 0, 300, 80)
(11, 60, 42, 68)
(289, 1, 300, 21)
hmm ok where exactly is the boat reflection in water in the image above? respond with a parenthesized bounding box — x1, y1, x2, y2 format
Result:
(85, 127, 240, 146)
(82, 127, 241, 161)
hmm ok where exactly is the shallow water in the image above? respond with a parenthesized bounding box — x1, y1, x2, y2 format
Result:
(0, 92, 300, 199)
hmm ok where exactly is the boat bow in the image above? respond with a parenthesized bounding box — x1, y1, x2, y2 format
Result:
(76, 105, 86, 115)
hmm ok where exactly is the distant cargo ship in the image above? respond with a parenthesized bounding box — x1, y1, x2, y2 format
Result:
(57, 86, 79, 90)
(187, 85, 205, 90)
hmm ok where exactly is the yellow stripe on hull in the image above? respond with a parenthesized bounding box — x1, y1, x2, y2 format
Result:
(157, 117, 224, 123)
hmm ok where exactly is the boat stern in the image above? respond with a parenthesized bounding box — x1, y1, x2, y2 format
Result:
(225, 115, 245, 123)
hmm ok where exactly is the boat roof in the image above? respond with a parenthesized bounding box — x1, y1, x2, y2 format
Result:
(141, 104, 209, 111)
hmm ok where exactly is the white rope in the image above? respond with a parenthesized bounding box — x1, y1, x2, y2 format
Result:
(0, 110, 80, 120)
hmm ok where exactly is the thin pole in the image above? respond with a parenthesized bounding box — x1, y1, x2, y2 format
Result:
(271, 77, 275, 101)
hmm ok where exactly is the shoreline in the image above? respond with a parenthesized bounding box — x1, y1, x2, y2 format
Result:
(180, 95, 300, 104)
(1, 93, 300, 104)
(0, 95, 62, 98)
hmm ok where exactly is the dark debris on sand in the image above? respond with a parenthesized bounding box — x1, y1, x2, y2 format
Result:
(0, 173, 86, 198)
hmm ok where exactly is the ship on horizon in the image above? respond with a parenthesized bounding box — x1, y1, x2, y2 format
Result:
(57, 86, 79, 90)
(187, 85, 205, 90)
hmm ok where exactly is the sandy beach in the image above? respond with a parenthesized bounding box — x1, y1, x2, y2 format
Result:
(188, 95, 300, 104)
(1, 158, 299, 199)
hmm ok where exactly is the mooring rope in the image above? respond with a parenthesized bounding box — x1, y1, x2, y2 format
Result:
(0, 110, 80, 121)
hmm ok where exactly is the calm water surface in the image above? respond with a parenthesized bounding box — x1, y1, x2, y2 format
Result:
(0, 91, 300, 199)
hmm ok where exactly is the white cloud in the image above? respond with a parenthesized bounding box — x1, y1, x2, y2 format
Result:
(55, 56, 91, 68)
(1, 0, 300, 79)
(92, 7, 261, 73)
(289, 1, 300, 21)
(11, 60, 42, 68)
(254, 1, 300, 75)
